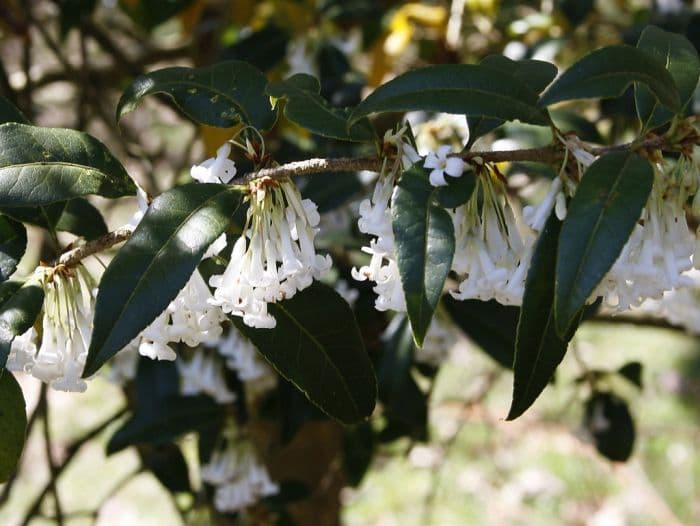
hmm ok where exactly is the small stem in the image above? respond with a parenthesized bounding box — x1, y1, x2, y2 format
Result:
(56, 226, 133, 267)
(39, 386, 65, 525)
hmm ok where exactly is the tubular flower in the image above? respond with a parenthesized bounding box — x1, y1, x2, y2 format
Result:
(201, 436, 279, 513)
(177, 351, 236, 404)
(351, 171, 406, 312)
(424, 145, 466, 187)
(29, 264, 97, 392)
(190, 142, 237, 184)
(209, 177, 331, 329)
(592, 164, 695, 310)
(450, 171, 532, 306)
(115, 188, 227, 363)
(216, 328, 273, 383)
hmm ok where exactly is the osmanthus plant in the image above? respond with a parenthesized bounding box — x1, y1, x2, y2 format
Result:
(0, 21, 698, 513)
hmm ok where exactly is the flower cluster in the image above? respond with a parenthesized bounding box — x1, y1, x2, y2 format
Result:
(450, 171, 533, 306)
(352, 170, 406, 312)
(209, 177, 331, 328)
(593, 164, 696, 310)
(178, 350, 236, 404)
(201, 436, 279, 513)
(6, 264, 97, 392)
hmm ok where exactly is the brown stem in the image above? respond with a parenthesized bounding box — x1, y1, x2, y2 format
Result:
(57, 133, 682, 266)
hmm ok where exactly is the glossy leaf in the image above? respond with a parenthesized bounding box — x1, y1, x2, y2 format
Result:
(508, 213, 574, 420)
(467, 56, 558, 144)
(434, 169, 476, 209)
(117, 61, 277, 131)
(635, 26, 700, 130)
(85, 183, 243, 377)
(377, 315, 427, 435)
(267, 74, 375, 142)
(233, 282, 377, 424)
(584, 392, 635, 462)
(1, 199, 108, 240)
(391, 164, 454, 346)
(555, 152, 653, 336)
(140, 444, 192, 493)
(444, 297, 519, 369)
(0, 216, 26, 282)
(108, 396, 224, 453)
(349, 64, 549, 127)
(0, 96, 28, 125)
(540, 45, 680, 110)
(0, 123, 135, 206)
(0, 371, 26, 482)
(0, 280, 44, 368)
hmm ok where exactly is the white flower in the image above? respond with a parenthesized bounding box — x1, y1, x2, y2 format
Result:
(383, 125, 422, 170)
(127, 185, 149, 229)
(209, 178, 331, 328)
(424, 145, 466, 187)
(29, 264, 97, 392)
(178, 351, 236, 404)
(351, 173, 406, 312)
(122, 194, 226, 364)
(216, 328, 272, 383)
(334, 279, 359, 308)
(286, 37, 317, 77)
(191, 142, 237, 184)
(201, 438, 278, 513)
(5, 327, 38, 374)
(592, 170, 694, 310)
(450, 173, 532, 306)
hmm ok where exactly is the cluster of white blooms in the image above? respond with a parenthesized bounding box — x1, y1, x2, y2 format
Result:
(216, 328, 273, 383)
(201, 437, 279, 513)
(6, 264, 97, 392)
(119, 183, 227, 363)
(450, 172, 533, 306)
(178, 351, 236, 404)
(352, 171, 406, 312)
(639, 269, 700, 334)
(209, 177, 331, 328)
(592, 165, 696, 310)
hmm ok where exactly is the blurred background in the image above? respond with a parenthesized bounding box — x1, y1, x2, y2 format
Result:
(0, 1, 699, 525)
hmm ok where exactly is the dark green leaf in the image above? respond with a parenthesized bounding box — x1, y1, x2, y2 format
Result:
(140, 444, 192, 493)
(377, 315, 427, 436)
(0, 371, 26, 482)
(391, 164, 455, 346)
(85, 183, 243, 377)
(584, 391, 635, 462)
(119, 0, 195, 29)
(481, 55, 558, 94)
(508, 212, 576, 420)
(555, 152, 653, 336)
(343, 423, 375, 487)
(0, 216, 26, 282)
(117, 61, 277, 131)
(0, 280, 44, 369)
(0, 96, 28, 125)
(349, 64, 549, 127)
(540, 45, 681, 110)
(467, 56, 557, 145)
(444, 297, 519, 369)
(434, 169, 476, 208)
(233, 282, 377, 424)
(108, 396, 224, 453)
(53, 198, 108, 239)
(1, 198, 108, 240)
(267, 74, 375, 142)
(635, 26, 700, 130)
(221, 24, 290, 72)
(0, 123, 135, 206)
(617, 361, 643, 389)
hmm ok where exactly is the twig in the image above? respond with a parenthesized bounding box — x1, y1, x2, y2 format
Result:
(19, 407, 128, 526)
(56, 226, 133, 267)
(40, 386, 65, 526)
(57, 132, 684, 266)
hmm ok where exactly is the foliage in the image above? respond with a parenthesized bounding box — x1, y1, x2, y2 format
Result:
(0, 1, 698, 524)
